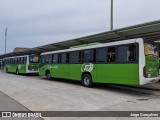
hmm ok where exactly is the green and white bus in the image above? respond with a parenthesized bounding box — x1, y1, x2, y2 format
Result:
(4, 55, 39, 74)
(39, 38, 159, 87)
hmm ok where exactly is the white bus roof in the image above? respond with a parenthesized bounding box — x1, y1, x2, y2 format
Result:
(41, 38, 141, 55)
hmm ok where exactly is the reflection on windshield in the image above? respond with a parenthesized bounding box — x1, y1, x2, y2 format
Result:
(29, 56, 39, 63)
(144, 43, 158, 56)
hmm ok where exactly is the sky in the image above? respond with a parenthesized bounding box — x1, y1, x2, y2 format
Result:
(0, 0, 160, 54)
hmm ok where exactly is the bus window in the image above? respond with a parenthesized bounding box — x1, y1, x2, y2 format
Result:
(14, 58, 17, 64)
(61, 53, 68, 63)
(21, 58, 24, 64)
(97, 48, 107, 63)
(70, 51, 80, 63)
(45, 55, 50, 64)
(117, 46, 129, 62)
(48, 55, 52, 64)
(66, 53, 69, 63)
(9, 59, 11, 64)
(13, 58, 16, 64)
(53, 54, 58, 63)
(83, 49, 96, 63)
(40, 56, 45, 64)
(129, 45, 136, 61)
(24, 57, 27, 64)
(58, 54, 62, 63)
(18, 58, 20, 64)
(12, 58, 14, 64)
(107, 47, 116, 62)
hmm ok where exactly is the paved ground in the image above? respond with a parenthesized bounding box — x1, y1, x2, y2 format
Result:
(0, 70, 160, 120)
(0, 91, 43, 120)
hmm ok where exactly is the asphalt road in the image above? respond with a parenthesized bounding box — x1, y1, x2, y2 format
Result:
(0, 70, 160, 120)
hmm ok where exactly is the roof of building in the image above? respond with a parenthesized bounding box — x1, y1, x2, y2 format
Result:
(13, 47, 29, 52)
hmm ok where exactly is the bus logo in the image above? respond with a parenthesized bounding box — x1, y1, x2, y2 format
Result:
(81, 63, 93, 72)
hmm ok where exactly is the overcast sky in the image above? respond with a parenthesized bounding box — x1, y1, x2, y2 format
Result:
(0, 0, 160, 54)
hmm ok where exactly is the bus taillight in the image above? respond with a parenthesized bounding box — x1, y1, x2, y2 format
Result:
(143, 66, 146, 78)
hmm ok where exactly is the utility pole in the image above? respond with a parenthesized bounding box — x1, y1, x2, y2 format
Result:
(5, 28, 7, 53)
(110, 0, 113, 30)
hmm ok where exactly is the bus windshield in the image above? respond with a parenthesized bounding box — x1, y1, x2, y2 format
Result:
(29, 55, 39, 63)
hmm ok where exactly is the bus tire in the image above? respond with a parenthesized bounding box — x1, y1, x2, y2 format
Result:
(46, 71, 51, 80)
(16, 69, 19, 75)
(82, 74, 92, 87)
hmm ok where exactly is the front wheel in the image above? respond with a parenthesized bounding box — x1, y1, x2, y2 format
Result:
(46, 71, 51, 80)
(82, 74, 92, 87)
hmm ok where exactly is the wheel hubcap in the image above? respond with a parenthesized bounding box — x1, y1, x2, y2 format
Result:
(84, 77, 90, 85)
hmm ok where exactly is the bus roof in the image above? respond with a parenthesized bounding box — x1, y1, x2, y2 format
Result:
(1, 20, 160, 59)
(41, 38, 141, 55)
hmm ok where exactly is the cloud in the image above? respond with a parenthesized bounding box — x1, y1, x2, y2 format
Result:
(0, 0, 160, 54)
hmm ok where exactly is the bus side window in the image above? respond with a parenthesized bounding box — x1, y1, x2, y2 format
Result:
(16, 58, 18, 64)
(84, 49, 96, 63)
(22, 58, 24, 64)
(10, 59, 11, 64)
(20, 58, 23, 64)
(17, 58, 20, 64)
(70, 51, 79, 63)
(107, 47, 116, 62)
(20, 58, 22, 64)
(53, 54, 58, 64)
(66, 53, 69, 63)
(97, 48, 107, 63)
(58, 54, 62, 63)
(128, 45, 136, 61)
(48, 55, 52, 64)
(40, 56, 45, 64)
(61, 53, 66, 63)
(117, 46, 129, 63)
(45, 55, 49, 64)
(51, 54, 54, 63)
(61, 53, 69, 64)
(12, 59, 14, 64)
(14, 58, 15, 64)
(90, 49, 96, 62)
(14, 58, 16, 64)
(24, 57, 27, 64)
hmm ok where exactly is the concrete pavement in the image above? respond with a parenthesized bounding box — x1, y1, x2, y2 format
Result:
(0, 70, 160, 120)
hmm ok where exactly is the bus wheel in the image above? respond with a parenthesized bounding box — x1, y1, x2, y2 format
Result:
(16, 69, 19, 75)
(82, 74, 92, 87)
(46, 71, 51, 80)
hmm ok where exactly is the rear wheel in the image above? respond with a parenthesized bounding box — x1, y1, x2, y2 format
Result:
(82, 74, 92, 87)
(46, 71, 51, 80)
